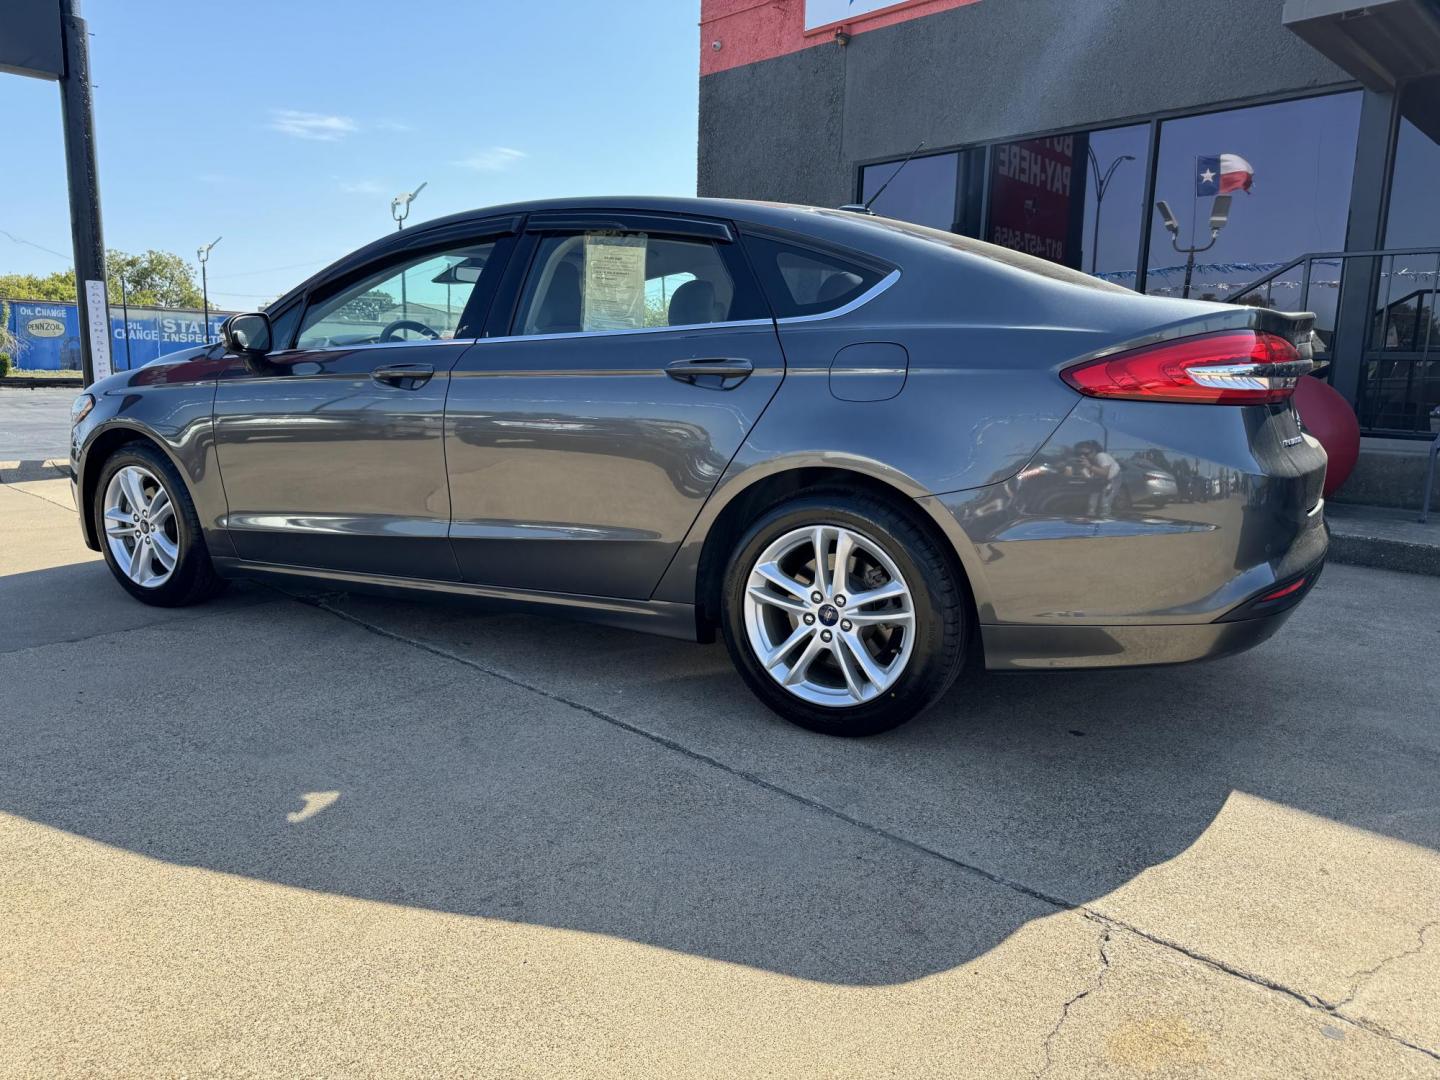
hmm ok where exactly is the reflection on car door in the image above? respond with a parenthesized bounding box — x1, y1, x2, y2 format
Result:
(444, 214, 785, 600)
(212, 229, 515, 580)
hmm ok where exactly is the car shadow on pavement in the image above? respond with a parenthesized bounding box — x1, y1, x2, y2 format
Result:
(3, 560, 1437, 986)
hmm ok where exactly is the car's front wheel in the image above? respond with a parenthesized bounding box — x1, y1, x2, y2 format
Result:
(93, 442, 225, 607)
(720, 492, 967, 736)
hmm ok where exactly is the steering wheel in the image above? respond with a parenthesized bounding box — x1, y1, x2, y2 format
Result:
(379, 318, 441, 343)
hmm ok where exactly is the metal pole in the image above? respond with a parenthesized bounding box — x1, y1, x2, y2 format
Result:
(120, 273, 131, 369)
(58, 0, 107, 386)
(1182, 248, 1196, 299)
(1091, 191, 1104, 275)
(197, 237, 220, 343)
(1087, 150, 1135, 276)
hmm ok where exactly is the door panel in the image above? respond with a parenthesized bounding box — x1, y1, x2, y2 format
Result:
(212, 232, 514, 580)
(445, 324, 785, 598)
(213, 340, 467, 579)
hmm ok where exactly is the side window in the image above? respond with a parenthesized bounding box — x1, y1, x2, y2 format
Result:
(296, 241, 498, 350)
(743, 235, 887, 318)
(265, 301, 303, 352)
(513, 232, 748, 336)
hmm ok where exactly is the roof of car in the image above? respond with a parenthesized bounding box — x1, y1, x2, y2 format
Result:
(270, 195, 1130, 314)
(269, 197, 883, 312)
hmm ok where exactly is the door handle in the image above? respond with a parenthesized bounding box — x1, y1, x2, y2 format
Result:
(372, 362, 434, 388)
(665, 357, 754, 387)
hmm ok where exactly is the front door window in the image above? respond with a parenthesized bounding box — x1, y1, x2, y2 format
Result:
(296, 243, 498, 349)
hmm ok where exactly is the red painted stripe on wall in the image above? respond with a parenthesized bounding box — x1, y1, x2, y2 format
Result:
(701, 0, 983, 76)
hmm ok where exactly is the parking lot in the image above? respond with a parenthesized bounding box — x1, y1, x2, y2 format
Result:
(2, 412, 1438, 1077)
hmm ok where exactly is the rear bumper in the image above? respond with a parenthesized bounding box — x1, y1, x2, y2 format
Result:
(980, 598, 1304, 671)
(916, 396, 1329, 670)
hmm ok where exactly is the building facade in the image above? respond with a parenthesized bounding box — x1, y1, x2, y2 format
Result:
(699, 0, 1440, 440)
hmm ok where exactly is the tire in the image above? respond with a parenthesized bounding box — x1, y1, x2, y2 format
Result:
(720, 491, 967, 736)
(92, 441, 226, 607)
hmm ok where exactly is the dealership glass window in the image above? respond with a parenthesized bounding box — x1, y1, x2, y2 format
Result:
(1143, 92, 1362, 301)
(985, 125, 1149, 284)
(860, 151, 959, 231)
(1384, 76, 1440, 249)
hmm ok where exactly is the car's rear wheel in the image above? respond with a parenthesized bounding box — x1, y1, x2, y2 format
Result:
(93, 443, 225, 607)
(720, 492, 967, 736)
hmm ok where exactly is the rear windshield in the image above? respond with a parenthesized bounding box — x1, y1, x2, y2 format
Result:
(814, 208, 1132, 295)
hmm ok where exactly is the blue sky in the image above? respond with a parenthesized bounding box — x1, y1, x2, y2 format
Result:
(0, 1, 700, 308)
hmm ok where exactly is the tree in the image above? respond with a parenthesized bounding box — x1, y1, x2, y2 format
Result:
(0, 270, 75, 303)
(0, 249, 207, 309)
(107, 250, 206, 308)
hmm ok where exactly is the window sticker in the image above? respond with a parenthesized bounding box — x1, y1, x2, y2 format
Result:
(582, 233, 647, 332)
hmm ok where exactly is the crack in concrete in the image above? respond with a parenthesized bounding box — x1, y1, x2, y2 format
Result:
(1329, 918, 1438, 1012)
(0, 595, 281, 656)
(1330, 921, 1434, 1013)
(1037, 917, 1112, 1077)
(0, 478, 74, 511)
(298, 594, 1440, 1066)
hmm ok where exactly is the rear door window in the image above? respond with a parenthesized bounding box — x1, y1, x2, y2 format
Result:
(513, 232, 756, 335)
(742, 235, 888, 318)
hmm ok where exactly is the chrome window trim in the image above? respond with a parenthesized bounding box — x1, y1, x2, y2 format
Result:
(474, 318, 776, 346)
(283, 338, 476, 357)
(775, 268, 901, 325)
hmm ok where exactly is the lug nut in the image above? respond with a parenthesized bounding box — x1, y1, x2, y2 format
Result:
(803, 613, 815, 625)
(820, 629, 833, 642)
(834, 594, 846, 606)
(811, 591, 824, 604)
(841, 620, 852, 632)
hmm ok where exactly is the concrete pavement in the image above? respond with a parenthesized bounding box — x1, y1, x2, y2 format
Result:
(0, 388, 78, 461)
(1, 475, 1437, 1078)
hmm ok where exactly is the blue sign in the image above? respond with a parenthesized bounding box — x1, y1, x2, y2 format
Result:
(4, 299, 232, 371)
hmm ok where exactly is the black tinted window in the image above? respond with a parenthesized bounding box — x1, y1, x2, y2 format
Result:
(743, 235, 886, 318)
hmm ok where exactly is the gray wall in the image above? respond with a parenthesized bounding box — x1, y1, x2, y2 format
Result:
(698, 0, 1354, 207)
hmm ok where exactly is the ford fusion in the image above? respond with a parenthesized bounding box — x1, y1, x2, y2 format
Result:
(71, 198, 1327, 735)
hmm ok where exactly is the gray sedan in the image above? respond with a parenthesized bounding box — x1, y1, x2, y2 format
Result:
(69, 197, 1327, 735)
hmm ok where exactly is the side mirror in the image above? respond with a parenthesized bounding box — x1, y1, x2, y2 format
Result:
(221, 312, 272, 355)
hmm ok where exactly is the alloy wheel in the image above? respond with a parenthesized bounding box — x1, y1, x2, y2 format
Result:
(742, 524, 915, 707)
(103, 465, 180, 588)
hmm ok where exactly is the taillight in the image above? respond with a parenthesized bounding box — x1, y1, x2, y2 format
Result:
(1061, 330, 1311, 405)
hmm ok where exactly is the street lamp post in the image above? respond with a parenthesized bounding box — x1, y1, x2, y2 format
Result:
(1155, 197, 1232, 299)
(1086, 149, 1135, 275)
(390, 181, 427, 231)
(197, 236, 221, 342)
(390, 182, 426, 319)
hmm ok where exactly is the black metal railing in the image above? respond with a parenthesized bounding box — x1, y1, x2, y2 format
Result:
(1230, 247, 1440, 438)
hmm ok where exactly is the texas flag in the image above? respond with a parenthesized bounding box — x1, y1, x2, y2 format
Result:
(1196, 154, 1254, 195)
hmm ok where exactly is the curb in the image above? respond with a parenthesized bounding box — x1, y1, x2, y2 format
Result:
(1326, 529, 1440, 577)
(0, 460, 71, 484)
(1, 377, 85, 389)
(1324, 512, 1440, 576)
